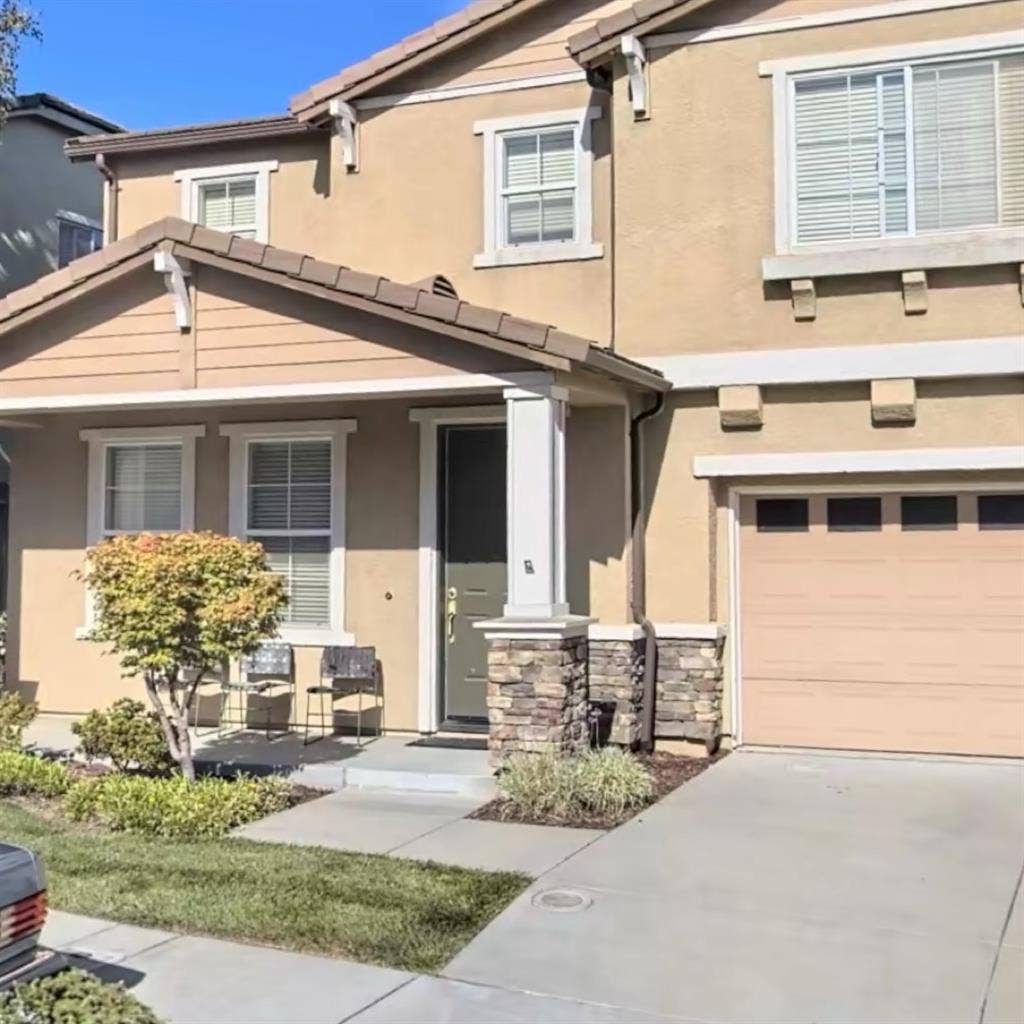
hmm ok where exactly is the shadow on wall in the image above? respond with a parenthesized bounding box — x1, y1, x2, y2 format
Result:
(0, 220, 60, 297)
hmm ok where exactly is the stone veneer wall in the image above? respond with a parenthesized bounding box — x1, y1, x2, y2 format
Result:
(654, 634, 726, 748)
(587, 638, 644, 748)
(485, 636, 589, 762)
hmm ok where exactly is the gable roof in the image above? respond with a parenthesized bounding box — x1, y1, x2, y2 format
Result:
(289, 0, 550, 122)
(0, 218, 666, 393)
(567, 0, 718, 65)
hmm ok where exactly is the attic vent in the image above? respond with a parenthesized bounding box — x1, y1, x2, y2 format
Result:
(410, 274, 458, 300)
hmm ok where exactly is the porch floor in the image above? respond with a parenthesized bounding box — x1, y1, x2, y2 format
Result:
(24, 714, 496, 800)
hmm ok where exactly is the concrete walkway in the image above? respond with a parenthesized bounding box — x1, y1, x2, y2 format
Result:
(236, 788, 604, 876)
(42, 911, 680, 1023)
(446, 749, 1024, 1024)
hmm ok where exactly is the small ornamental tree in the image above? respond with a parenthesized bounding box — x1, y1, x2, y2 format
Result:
(80, 532, 287, 782)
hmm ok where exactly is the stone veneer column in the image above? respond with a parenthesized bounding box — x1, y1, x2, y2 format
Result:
(654, 626, 726, 751)
(484, 628, 589, 764)
(587, 629, 645, 748)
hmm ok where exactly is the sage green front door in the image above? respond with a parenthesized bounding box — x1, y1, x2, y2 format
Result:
(439, 424, 507, 726)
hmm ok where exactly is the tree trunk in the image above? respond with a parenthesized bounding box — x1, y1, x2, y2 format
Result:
(144, 672, 197, 783)
(175, 702, 196, 783)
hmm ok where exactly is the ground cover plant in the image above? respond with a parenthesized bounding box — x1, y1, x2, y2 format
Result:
(0, 969, 162, 1024)
(473, 748, 723, 828)
(0, 800, 528, 973)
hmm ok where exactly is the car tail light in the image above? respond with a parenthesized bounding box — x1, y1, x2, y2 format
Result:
(0, 891, 47, 950)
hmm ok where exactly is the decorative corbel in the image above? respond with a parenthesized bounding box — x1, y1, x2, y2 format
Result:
(329, 98, 359, 172)
(621, 34, 649, 120)
(153, 249, 192, 331)
(901, 270, 928, 315)
(791, 278, 816, 321)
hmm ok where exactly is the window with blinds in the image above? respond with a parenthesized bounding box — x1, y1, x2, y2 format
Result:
(103, 444, 183, 534)
(500, 126, 577, 247)
(198, 177, 258, 238)
(791, 51, 1023, 245)
(246, 440, 332, 628)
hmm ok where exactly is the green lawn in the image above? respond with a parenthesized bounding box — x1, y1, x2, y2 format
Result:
(0, 800, 527, 973)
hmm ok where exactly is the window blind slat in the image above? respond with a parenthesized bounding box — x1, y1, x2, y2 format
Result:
(999, 53, 1024, 224)
(104, 445, 182, 533)
(539, 130, 575, 185)
(913, 61, 998, 231)
(504, 135, 538, 190)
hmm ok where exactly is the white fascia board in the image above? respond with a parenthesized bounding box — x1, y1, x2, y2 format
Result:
(763, 232, 1024, 280)
(641, 336, 1024, 390)
(693, 446, 1024, 478)
(355, 70, 587, 112)
(646, 0, 1002, 50)
(0, 372, 552, 416)
(758, 28, 1024, 76)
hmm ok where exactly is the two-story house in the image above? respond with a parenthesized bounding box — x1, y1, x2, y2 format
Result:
(0, 0, 1020, 760)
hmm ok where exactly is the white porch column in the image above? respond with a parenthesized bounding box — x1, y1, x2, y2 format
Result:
(503, 384, 569, 620)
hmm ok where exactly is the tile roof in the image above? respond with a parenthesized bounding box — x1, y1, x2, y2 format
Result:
(65, 114, 320, 161)
(0, 218, 667, 393)
(567, 0, 711, 64)
(289, 0, 545, 120)
(11, 92, 124, 134)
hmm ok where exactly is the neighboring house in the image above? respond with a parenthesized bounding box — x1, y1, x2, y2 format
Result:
(0, 94, 122, 296)
(0, 0, 1021, 760)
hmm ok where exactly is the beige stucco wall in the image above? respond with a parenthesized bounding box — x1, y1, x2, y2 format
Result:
(5, 395, 628, 724)
(111, 2, 623, 343)
(612, 0, 1024, 356)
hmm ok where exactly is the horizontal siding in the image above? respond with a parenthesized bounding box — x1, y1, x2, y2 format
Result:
(195, 356, 466, 389)
(0, 371, 181, 397)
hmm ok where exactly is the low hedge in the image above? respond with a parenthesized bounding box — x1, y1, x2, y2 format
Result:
(72, 699, 174, 774)
(0, 750, 70, 799)
(0, 968, 162, 1024)
(64, 773, 291, 839)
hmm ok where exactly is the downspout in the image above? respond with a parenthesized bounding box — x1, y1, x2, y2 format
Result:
(95, 154, 117, 243)
(630, 392, 667, 751)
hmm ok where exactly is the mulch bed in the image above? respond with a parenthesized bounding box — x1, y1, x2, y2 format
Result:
(469, 751, 726, 830)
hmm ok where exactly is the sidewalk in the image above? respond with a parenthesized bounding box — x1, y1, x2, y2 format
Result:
(42, 910, 677, 1023)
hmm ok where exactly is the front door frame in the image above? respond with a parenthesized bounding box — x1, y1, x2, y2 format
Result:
(410, 404, 505, 734)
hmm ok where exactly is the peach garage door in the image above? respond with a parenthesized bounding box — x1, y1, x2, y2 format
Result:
(739, 492, 1024, 756)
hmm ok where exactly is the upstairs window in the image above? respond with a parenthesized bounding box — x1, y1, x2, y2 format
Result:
(502, 128, 576, 247)
(474, 107, 604, 268)
(57, 216, 102, 268)
(788, 48, 1023, 246)
(197, 177, 257, 238)
(174, 160, 278, 244)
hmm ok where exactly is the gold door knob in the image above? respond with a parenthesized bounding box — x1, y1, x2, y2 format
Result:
(446, 588, 458, 643)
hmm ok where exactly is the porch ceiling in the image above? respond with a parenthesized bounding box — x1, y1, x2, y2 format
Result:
(0, 217, 667, 396)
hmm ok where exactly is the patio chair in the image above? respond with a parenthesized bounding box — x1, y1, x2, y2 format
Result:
(304, 645, 378, 746)
(221, 641, 294, 739)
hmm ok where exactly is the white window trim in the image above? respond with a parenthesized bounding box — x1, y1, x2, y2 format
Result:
(764, 30, 1024, 275)
(220, 419, 357, 648)
(473, 107, 604, 269)
(174, 160, 279, 244)
(77, 425, 205, 638)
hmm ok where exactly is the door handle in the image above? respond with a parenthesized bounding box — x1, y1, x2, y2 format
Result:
(446, 587, 458, 644)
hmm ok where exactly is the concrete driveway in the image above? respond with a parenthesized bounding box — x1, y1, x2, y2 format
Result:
(445, 750, 1024, 1024)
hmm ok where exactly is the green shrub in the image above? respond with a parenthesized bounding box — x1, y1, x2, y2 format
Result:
(0, 750, 70, 798)
(0, 967, 162, 1024)
(0, 691, 37, 751)
(498, 748, 653, 821)
(72, 699, 174, 774)
(64, 773, 290, 838)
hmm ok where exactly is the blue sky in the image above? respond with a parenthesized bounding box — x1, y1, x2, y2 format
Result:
(17, 0, 464, 130)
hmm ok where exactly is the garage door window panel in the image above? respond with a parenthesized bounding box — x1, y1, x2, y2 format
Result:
(827, 496, 882, 532)
(901, 495, 958, 531)
(756, 498, 809, 533)
(978, 494, 1024, 530)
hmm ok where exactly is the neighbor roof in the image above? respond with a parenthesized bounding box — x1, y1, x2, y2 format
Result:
(567, 0, 718, 65)
(65, 114, 321, 162)
(289, 0, 550, 122)
(0, 218, 667, 394)
(10, 93, 123, 135)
